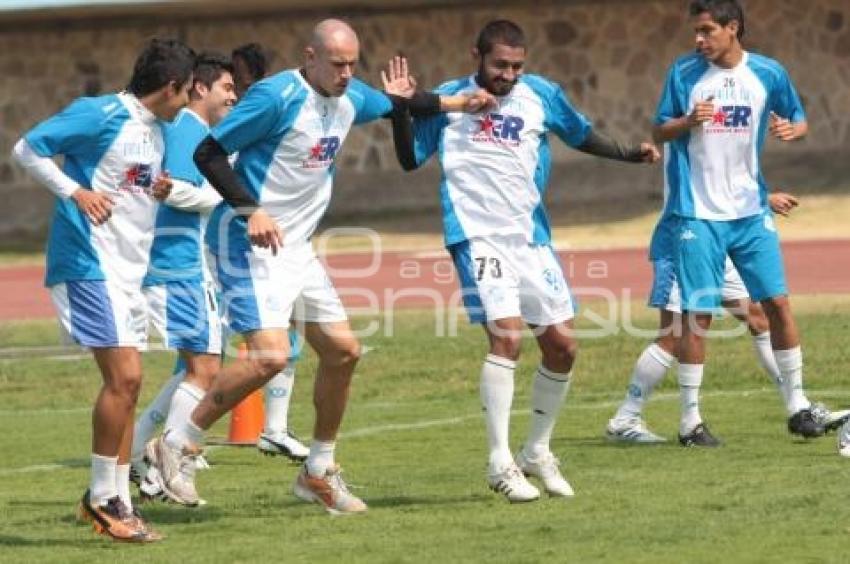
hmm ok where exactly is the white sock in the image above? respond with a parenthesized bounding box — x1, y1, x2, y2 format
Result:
(116, 463, 132, 511)
(480, 354, 516, 471)
(264, 365, 296, 436)
(164, 381, 205, 435)
(306, 440, 335, 477)
(614, 343, 674, 421)
(90, 453, 118, 507)
(678, 364, 703, 435)
(523, 366, 571, 460)
(131, 365, 185, 461)
(775, 346, 809, 415)
(166, 418, 205, 451)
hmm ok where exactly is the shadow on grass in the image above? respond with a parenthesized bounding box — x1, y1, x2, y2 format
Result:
(0, 534, 98, 548)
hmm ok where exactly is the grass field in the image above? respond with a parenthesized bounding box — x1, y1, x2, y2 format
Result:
(1, 299, 850, 562)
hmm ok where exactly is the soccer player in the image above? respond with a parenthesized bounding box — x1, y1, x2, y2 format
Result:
(230, 41, 311, 462)
(150, 19, 493, 513)
(652, 0, 819, 446)
(128, 53, 237, 501)
(12, 38, 195, 541)
(399, 20, 660, 502)
(606, 192, 849, 444)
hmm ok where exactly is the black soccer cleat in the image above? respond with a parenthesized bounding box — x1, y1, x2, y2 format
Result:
(678, 423, 721, 447)
(787, 409, 825, 438)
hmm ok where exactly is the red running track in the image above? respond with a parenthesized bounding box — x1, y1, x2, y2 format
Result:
(1, 239, 847, 321)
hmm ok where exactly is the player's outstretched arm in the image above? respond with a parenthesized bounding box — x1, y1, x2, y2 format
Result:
(576, 130, 660, 164)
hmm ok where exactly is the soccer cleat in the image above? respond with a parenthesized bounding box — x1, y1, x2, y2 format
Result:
(605, 416, 667, 444)
(678, 423, 721, 447)
(838, 419, 850, 457)
(77, 490, 158, 542)
(293, 464, 367, 515)
(151, 435, 201, 507)
(487, 462, 540, 503)
(809, 403, 850, 433)
(138, 466, 170, 504)
(195, 455, 211, 470)
(257, 431, 309, 463)
(515, 450, 574, 497)
(787, 409, 825, 438)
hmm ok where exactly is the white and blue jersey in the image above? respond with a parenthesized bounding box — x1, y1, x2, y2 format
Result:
(206, 69, 392, 254)
(24, 92, 165, 288)
(412, 74, 591, 247)
(655, 51, 805, 222)
(144, 108, 211, 286)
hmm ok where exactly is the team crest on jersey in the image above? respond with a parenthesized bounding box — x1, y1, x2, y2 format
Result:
(119, 163, 153, 194)
(471, 113, 524, 146)
(302, 136, 341, 169)
(705, 105, 752, 134)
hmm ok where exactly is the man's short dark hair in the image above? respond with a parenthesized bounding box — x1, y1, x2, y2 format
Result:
(231, 42, 268, 82)
(475, 20, 526, 56)
(127, 38, 196, 97)
(193, 51, 233, 92)
(689, 0, 745, 39)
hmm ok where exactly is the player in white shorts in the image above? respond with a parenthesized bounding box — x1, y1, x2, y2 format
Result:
(400, 20, 660, 502)
(149, 19, 495, 513)
(12, 38, 195, 542)
(607, 193, 849, 445)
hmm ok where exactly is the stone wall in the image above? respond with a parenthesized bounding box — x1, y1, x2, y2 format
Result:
(1, 0, 848, 246)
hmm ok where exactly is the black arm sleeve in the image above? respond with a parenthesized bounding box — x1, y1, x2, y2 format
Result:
(388, 103, 418, 171)
(386, 91, 442, 118)
(575, 129, 646, 163)
(193, 136, 259, 217)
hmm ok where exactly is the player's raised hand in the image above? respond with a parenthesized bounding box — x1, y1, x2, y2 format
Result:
(381, 55, 417, 98)
(247, 208, 283, 255)
(638, 142, 661, 163)
(769, 112, 796, 141)
(688, 95, 715, 127)
(462, 89, 497, 113)
(71, 188, 114, 226)
(768, 191, 799, 216)
(152, 171, 172, 201)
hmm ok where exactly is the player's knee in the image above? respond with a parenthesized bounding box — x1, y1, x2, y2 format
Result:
(490, 334, 522, 361)
(330, 339, 361, 367)
(253, 353, 288, 379)
(114, 371, 143, 403)
(544, 340, 578, 373)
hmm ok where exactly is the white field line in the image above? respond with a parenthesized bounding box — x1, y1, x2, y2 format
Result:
(2, 387, 848, 476)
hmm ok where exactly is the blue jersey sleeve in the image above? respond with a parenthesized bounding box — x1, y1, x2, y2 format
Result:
(212, 80, 283, 154)
(24, 97, 102, 157)
(412, 113, 447, 166)
(348, 78, 393, 125)
(770, 66, 806, 124)
(163, 117, 206, 186)
(544, 83, 591, 148)
(654, 63, 683, 125)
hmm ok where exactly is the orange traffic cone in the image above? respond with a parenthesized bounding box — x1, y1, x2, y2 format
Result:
(226, 343, 265, 445)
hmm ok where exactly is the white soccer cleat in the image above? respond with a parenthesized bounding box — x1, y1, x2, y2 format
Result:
(810, 403, 850, 433)
(515, 450, 574, 497)
(194, 455, 211, 471)
(151, 435, 201, 507)
(838, 419, 850, 458)
(293, 464, 367, 515)
(605, 416, 667, 444)
(257, 431, 309, 463)
(487, 462, 540, 503)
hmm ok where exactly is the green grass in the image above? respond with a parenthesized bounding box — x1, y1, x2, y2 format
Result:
(1, 302, 850, 562)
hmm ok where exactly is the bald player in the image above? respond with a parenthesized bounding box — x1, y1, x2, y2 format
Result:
(149, 19, 492, 515)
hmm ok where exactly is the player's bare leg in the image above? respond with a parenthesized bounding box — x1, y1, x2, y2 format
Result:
(514, 321, 576, 497)
(292, 321, 366, 514)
